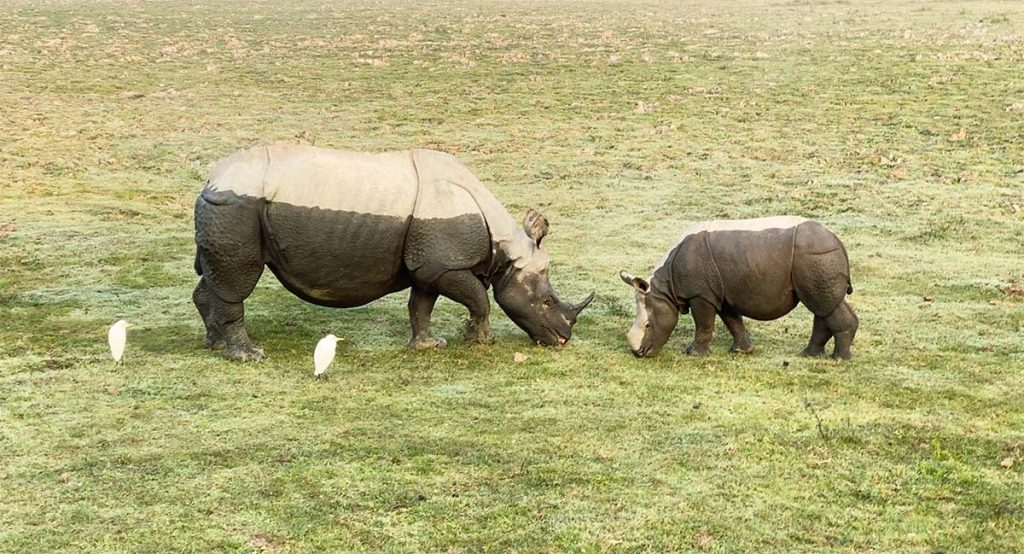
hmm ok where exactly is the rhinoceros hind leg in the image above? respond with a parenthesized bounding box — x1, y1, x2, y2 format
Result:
(433, 270, 493, 344)
(408, 287, 447, 350)
(719, 306, 754, 354)
(799, 315, 832, 357)
(193, 277, 226, 350)
(206, 295, 265, 362)
(683, 298, 716, 356)
(825, 300, 858, 361)
(194, 194, 266, 360)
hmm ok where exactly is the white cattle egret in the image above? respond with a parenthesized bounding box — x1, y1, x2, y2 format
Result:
(108, 319, 128, 363)
(314, 334, 341, 378)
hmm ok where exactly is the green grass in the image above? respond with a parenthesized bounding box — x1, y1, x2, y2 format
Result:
(2, 0, 1023, 551)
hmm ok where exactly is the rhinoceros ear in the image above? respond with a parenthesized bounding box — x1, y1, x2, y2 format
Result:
(619, 271, 651, 293)
(523, 209, 549, 246)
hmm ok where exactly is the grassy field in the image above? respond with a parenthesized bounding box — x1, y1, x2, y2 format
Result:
(2, 0, 1023, 550)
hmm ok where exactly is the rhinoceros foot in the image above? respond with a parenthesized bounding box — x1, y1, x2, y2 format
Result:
(799, 345, 826, 358)
(463, 319, 494, 345)
(684, 342, 711, 356)
(730, 340, 754, 354)
(204, 335, 227, 351)
(830, 349, 853, 361)
(409, 336, 447, 350)
(225, 344, 266, 362)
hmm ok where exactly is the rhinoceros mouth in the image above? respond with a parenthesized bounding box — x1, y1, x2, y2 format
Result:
(533, 326, 570, 347)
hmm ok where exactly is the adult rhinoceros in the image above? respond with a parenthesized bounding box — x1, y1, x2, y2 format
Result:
(192, 144, 594, 361)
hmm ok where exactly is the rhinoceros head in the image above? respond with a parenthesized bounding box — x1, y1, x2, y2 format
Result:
(620, 270, 679, 357)
(493, 209, 595, 346)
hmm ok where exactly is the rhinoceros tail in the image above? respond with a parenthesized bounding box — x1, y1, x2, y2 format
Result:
(847, 282, 853, 295)
(194, 251, 203, 276)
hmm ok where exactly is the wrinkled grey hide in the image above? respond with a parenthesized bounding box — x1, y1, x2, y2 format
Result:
(622, 216, 858, 360)
(193, 144, 594, 361)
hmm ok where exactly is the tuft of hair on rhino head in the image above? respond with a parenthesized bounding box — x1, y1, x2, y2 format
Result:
(191, 144, 595, 361)
(620, 216, 858, 360)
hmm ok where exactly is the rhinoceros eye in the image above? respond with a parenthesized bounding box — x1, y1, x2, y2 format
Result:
(644, 321, 652, 329)
(542, 297, 554, 307)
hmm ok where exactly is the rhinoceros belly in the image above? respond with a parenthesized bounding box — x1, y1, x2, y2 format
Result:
(262, 202, 413, 307)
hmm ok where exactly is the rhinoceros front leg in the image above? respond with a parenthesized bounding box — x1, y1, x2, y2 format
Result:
(719, 306, 754, 354)
(684, 298, 716, 356)
(408, 286, 447, 350)
(434, 270, 494, 345)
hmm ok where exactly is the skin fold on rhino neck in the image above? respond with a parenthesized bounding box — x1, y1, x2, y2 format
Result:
(627, 259, 688, 357)
(635, 278, 680, 353)
(652, 250, 690, 313)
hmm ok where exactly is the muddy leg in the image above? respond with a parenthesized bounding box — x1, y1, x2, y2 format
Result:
(434, 270, 493, 344)
(193, 277, 226, 350)
(408, 286, 446, 350)
(684, 298, 716, 356)
(824, 300, 858, 361)
(719, 306, 753, 354)
(194, 193, 266, 361)
(799, 315, 833, 357)
(207, 295, 265, 362)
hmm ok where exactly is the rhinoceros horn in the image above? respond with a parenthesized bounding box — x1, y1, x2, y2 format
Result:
(571, 292, 596, 316)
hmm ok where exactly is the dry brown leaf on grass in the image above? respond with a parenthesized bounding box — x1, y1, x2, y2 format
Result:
(950, 127, 967, 141)
(696, 531, 715, 549)
(513, 352, 527, 363)
(1000, 456, 1014, 469)
(634, 100, 657, 113)
(246, 533, 280, 551)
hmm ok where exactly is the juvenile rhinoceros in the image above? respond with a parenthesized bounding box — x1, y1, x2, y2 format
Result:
(193, 144, 594, 361)
(620, 216, 858, 360)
